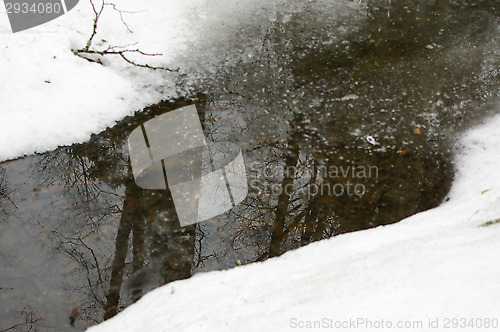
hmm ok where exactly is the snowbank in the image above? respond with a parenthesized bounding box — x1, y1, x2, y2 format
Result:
(0, 0, 304, 161)
(87, 113, 500, 331)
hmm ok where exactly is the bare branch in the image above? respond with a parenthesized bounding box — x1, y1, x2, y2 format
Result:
(83, 0, 104, 52)
(74, 0, 179, 72)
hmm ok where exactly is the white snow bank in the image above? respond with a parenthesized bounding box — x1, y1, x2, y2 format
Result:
(88, 112, 500, 331)
(2, 0, 361, 161)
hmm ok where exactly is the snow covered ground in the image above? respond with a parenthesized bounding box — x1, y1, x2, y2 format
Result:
(86, 112, 500, 332)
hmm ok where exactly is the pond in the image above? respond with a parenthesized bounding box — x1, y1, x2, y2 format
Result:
(1, 0, 499, 330)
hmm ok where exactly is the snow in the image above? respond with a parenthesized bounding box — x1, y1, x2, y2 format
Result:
(87, 113, 500, 331)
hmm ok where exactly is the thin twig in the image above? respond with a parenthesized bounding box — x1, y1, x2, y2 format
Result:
(104, 3, 136, 33)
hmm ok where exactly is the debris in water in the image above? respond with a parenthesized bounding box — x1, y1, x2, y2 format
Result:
(69, 307, 81, 326)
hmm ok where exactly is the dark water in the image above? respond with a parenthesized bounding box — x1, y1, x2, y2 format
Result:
(1, 1, 499, 330)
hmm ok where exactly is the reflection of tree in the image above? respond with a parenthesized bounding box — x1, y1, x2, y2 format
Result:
(0, 166, 16, 216)
(268, 114, 301, 258)
(247, 113, 452, 258)
(0, 305, 41, 332)
(0, 166, 6, 199)
(186, 5, 456, 263)
(229, 0, 466, 258)
(191, 91, 451, 262)
(28, 100, 198, 324)
(103, 174, 195, 319)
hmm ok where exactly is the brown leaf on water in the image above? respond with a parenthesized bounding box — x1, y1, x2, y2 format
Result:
(70, 307, 81, 326)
